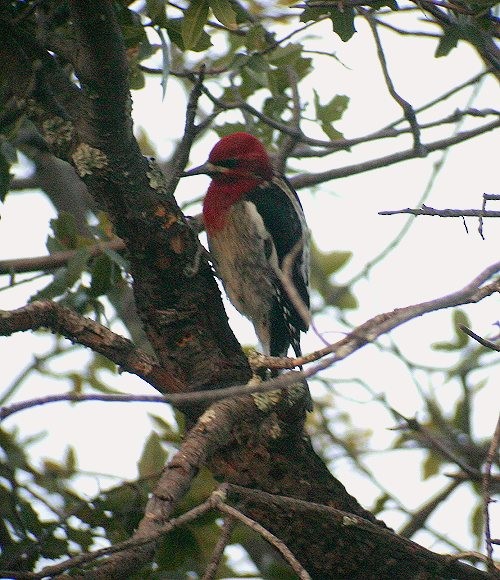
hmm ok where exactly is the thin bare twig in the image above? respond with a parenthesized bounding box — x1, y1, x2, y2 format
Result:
(275, 66, 303, 173)
(483, 414, 500, 575)
(380, 206, 500, 219)
(479, 192, 500, 238)
(383, 71, 492, 130)
(201, 517, 236, 580)
(0, 240, 125, 275)
(459, 325, 500, 351)
(164, 65, 206, 197)
(291, 119, 500, 188)
(364, 11, 423, 155)
(214, 493, 311, 580)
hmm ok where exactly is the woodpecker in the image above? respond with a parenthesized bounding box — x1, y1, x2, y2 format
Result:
(187, 132, 310, 363)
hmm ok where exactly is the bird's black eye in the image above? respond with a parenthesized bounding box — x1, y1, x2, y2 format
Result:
(217, 158, 238, 169)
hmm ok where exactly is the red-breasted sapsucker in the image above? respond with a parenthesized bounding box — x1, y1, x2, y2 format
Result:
(187, 132, 310, 361)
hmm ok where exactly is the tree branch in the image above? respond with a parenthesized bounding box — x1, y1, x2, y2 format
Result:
(364, 10, 424, 154)
(0, 300, 186, 395)
(0, 240, 125, 275)
(290, 119, 500, 188)
(380, 206, 500, 218)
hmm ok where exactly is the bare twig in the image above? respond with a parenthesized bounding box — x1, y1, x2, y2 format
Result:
(0, 393, 169, 422)
(0, 240, 125, 275)
(379, 206, 500, 219)
(483, 414, 500, 575)
(364, 11, 424, 155)
(459, 325, 500, 351)
(291, 119, 500, 188)
(201, 517, 236, 580)
(214, 492, 311, 580)
(164, 66, 206, 197)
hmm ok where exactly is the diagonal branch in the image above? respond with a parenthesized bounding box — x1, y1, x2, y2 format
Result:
(291, 119, 500, 188)
(0, 300, 186, 394)
(364, 10, 423, 154)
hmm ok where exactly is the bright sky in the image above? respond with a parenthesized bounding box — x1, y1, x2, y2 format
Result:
(0, 11, 498, 562)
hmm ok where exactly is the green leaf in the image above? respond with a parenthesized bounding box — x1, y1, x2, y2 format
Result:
(166, 16, 211, 52)
(317, 93, 349, 123)
(149, 413, 181, 444)
(64, 446, 77, 473)
(114, 4, 148, 49)
(263, 95, 289, 121)
(89, 254, 113, 297)
(432, 310, 470, 351)
(214, 123, 248, 138)
(209, 0, 237, 30)
(50, 212, 79, 249)
(137, 431, 168, 478)
(300, 6, 330, 23)
(422, 452, 441, 480)
(372, 493, 391, 515)
(181, 0, 209, 51)
(103, 246, 129, 271)
(65, 247, 92, 288)
(146, 0, 168, 27)
(336, 286, 358, 310)
(30, 269, 70, 301)
(268, 68, 290, 95)
(313, 245, 352, 277)
(267, 42, 302, 66)
(40, 536, 69, 559)
(314, 91, 349, 141)
(129, 62, 145, 90)
(435, 27, 460, 57)
(245, 23, 268, 51)
(470, 501, 483, 541)
(452, 396, 470, 434)
(245, 53, 269, 86)
(329, 7, 356, 42)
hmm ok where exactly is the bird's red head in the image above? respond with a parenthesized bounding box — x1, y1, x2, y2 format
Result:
(202, 132, 273, 234)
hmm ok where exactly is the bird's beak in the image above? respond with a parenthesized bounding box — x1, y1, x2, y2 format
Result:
(182, 162, 227, 177)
